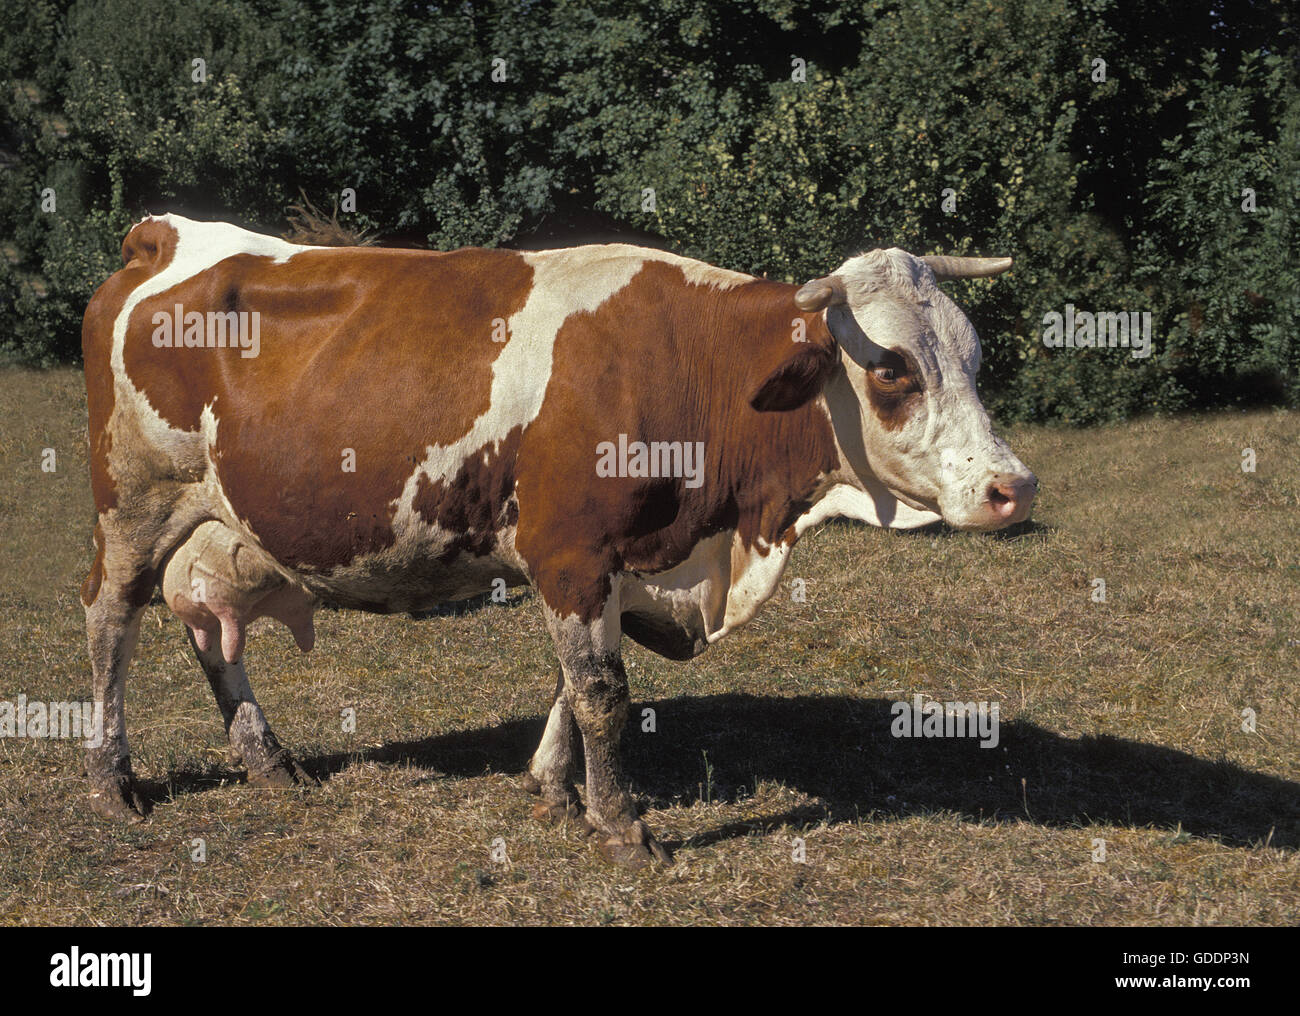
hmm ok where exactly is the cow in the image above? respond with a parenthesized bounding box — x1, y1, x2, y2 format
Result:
(80, 214, 1036, 867)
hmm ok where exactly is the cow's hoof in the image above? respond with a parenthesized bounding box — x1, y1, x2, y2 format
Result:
(520, 771, 544, 796)
(521, 771, 585, 825)
(247, 752, 315, 789)
(531, 798, 586, 825)
(88, 783, 148, 824)
(595, 820, 673, 869)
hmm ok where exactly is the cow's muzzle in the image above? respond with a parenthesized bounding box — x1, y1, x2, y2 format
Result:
(983, 472, 1037, 527)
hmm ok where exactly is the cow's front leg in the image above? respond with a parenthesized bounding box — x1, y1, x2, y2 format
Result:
(544, 598, 672, 868)
(521, 666, 584, 824)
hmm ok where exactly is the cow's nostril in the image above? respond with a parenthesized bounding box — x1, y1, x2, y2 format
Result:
(982, 480, 1024, 522)
(986, 476, 1036, 520)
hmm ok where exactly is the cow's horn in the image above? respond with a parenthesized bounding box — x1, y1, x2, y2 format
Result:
(921, 255, 1013, 280)
(794, 275, 847, 311)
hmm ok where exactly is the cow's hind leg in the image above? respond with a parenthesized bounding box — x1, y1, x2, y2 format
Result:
(84, 575, 150, 822)
(187, 630, 313, 787)
(83, 494, 213, 820)
(521, 666, 584, 824)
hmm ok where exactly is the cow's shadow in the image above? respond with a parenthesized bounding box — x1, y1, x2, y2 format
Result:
(295, 693, 1299, 851)
(816, 515, 1054, 541)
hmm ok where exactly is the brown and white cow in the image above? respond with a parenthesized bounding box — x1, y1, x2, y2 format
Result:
(81, 214, 1035, 867)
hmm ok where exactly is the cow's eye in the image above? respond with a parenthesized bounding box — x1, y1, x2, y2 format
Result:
(872, 366, 898, 383)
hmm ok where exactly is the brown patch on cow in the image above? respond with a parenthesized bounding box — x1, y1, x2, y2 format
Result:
(81, 522, 106, 606)
(144, 246, 538, 569)
(82, 218, 181, 512)
(413, 426, 523, 563)
(515, 260, 838, 622)
(125, 564, 158, 609)
(863, 348, 923, 432)
(79, 521, 157, 610)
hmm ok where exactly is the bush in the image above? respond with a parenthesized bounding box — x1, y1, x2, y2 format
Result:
(1, 0, 1296, 423)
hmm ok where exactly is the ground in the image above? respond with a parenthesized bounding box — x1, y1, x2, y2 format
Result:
(0, 367, 1296, 925)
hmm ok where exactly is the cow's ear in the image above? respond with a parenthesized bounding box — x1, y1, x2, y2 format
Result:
(750, 334, 837, 412)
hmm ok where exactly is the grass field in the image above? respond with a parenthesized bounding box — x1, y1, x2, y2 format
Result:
(0, 366, 1296, 925)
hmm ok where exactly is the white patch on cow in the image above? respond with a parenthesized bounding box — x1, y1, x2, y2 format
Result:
(621, 532, 731, 650)
(836, 249, 980, 372)
(619, 527, 796, 651)
(199, 402, 250, 532)
(381, 248, 646, 577)
(794, 482, 940, 534)
(718, 533, 792, 638)
(529, 693, 573, 784)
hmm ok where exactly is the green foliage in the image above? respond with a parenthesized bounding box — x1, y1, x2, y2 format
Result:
(1, 0, 1296, 422)
(1132, 51, 1300, 409)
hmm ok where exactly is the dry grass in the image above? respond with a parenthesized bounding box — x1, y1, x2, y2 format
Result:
(0, 366, 1295, 926)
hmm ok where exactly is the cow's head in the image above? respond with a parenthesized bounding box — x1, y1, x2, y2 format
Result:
(794, 249, 1036, 532)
